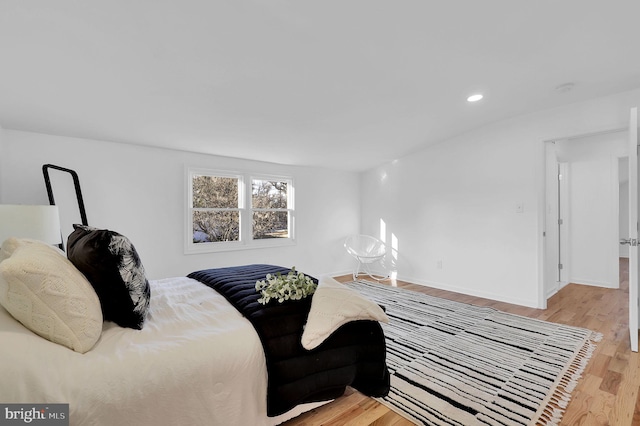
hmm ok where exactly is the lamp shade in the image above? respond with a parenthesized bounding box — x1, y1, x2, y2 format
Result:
(0, 204, 62, 245)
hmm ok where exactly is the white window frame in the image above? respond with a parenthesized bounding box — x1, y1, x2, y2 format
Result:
(185, 167, 295, 254)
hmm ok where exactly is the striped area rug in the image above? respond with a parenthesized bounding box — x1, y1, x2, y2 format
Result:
(348, 280, 601, 426)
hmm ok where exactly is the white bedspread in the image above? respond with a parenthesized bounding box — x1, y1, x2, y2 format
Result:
(0, 277, 323, 425)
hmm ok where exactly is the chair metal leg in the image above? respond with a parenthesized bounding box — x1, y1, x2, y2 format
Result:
(352, 261, 389, 282)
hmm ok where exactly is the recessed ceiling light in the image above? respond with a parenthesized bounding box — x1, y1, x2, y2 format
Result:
(555, 82, 575, 93)
(467, 94, 483, 102)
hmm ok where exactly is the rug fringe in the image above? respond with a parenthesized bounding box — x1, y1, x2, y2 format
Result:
(532, 331, 600, 426)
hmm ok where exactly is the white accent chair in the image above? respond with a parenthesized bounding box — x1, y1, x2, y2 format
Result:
(344, 235, 389, 281)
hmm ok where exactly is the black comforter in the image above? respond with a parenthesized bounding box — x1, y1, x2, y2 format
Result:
(187, 264, 390, 416)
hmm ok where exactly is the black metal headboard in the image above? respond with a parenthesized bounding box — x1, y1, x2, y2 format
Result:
(42, 164, 88, 249)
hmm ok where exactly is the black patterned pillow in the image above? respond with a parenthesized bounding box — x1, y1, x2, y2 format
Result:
(67, 224, 150, 329)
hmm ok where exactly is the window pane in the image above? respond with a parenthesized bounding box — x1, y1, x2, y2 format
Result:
(253, 211, 288, 239)
(252, 180, 287, 209)
(193, 211, 239, 242)
(192, 176, 238, 208)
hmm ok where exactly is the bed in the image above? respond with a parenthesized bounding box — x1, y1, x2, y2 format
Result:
(0, 228, 390, 425)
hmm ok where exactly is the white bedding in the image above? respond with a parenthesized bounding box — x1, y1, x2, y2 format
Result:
(0, 277, 325, 425)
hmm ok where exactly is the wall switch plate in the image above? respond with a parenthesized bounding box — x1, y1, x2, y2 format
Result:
(516, 203, 524, 213)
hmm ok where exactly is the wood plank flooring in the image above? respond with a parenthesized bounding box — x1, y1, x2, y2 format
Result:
(282, 259, 639, 426)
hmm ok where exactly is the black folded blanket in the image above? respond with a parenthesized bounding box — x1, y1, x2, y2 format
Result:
(188, 264, 390, 416)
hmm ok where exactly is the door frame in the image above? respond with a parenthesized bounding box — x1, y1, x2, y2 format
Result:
(543, 142, 570, 299)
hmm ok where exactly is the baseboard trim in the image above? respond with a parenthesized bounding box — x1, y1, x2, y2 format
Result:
(570, 278, 614, 288)
(327, 270, 354, 279)
(546, 280, 570, 299)
(397, 275, 541, 309)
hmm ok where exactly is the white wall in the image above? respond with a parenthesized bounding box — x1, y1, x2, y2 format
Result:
(621, 180, 630, 258)
(361, 88, 640, 308)
(0, 130, 360, 280)
(556, 132, 627, 288)
(0, 124, 3, 203)
(620, 156, 630, 258)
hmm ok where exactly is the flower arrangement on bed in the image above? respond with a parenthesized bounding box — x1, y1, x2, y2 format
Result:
(0, 225, 390, 426)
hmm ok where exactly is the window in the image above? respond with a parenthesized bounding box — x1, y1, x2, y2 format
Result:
(252, 179, 290, 240)
(186, 168, 294, 253)
(191, 174, 241, 243)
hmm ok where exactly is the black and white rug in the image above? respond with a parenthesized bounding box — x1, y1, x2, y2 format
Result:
(348, 280, 601, 426)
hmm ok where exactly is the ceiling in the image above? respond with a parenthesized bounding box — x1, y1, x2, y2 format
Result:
(1, 1, 640, 172)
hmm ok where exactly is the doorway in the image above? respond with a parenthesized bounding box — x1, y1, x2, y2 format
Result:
(543, 130, 628, 300)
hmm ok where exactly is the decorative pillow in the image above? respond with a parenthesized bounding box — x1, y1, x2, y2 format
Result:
(0, 237, 31, 263)
(0, 238, 103, 353)
(0, 237, 55, 263)
(301, 276, 388, 350)
(67, 225, 150, 330)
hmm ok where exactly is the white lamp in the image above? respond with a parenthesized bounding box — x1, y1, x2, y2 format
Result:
(0, 204, 62, 246)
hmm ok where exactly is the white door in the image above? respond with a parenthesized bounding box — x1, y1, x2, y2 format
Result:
(626, 107, 639, 352)
(558, 162, 569, 286)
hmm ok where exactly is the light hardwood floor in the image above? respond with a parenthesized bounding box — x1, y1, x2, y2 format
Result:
(282, 259, 640, 426)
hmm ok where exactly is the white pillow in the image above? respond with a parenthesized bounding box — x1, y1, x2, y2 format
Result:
(301, 276, 388, 350)
(0, 238, 103, 353)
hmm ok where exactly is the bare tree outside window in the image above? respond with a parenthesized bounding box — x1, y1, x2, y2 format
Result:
(192, 175, 240, 243)
(252, 179, 289, 239)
